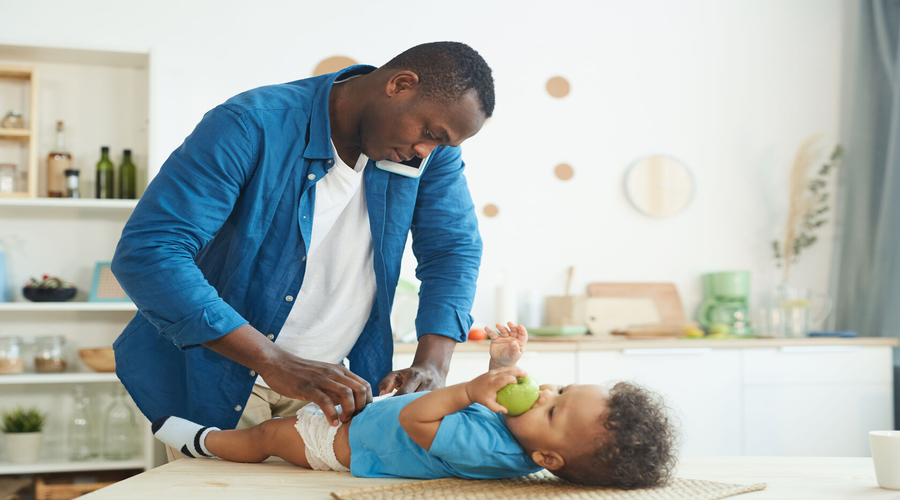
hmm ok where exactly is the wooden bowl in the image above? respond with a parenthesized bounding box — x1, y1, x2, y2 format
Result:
(78, 348, 116, 373)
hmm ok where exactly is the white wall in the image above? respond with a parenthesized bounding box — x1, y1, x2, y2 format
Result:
(2, 0, 844, 330)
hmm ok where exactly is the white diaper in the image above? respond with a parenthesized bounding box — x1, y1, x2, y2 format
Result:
(293, 391, 396, 472)
(294, 403, 350, 472)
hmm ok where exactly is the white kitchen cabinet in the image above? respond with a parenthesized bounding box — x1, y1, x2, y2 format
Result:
(742, 346, 893, 457)
(397, 342, 894, 458)
(578, 348, 743, 456)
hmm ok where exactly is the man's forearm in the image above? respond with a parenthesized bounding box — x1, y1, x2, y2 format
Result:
(203, 323, 283, 373)
(411, 333, 457, 379)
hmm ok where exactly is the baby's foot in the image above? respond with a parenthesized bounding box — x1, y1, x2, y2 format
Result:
(152, 415, 219, 458)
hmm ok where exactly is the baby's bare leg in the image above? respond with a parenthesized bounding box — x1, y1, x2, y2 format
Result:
(205, 416, 311, 468)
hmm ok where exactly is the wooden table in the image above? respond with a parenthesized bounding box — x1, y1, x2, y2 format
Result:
(82, 455, 897, 499)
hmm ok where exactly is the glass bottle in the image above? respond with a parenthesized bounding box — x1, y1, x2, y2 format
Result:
(69, 385, 97, 460)
(96, 146, 114, 199)
(118, 149, 136, 199)
(65, 169, 80, 198)
(47, 121, 72, 197)
(103, 385, 138, 460)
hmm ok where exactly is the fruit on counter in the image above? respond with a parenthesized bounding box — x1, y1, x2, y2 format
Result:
(684, 326, 705, 338)
(468, 328, 488, 341)
(708, 323, 731, 337)
(496, 376, 540, 416)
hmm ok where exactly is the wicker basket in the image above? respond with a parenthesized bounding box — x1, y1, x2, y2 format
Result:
(34, 470, 140, 500)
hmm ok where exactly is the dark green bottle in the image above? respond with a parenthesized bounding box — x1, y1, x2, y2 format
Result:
(118, 149, 137, 199)
(96, 146, 114, 199)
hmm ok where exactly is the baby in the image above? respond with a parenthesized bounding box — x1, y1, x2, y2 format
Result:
(152, 323, 677, 488)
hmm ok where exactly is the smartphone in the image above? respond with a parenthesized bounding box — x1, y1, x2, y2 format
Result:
(375, 153, 431, 178)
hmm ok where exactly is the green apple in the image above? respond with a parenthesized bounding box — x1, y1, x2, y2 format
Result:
(496, 376, 540, 416)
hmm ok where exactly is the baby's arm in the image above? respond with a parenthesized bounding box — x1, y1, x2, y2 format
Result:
(399, 366, 526, 450)
(486, 322, 528, 371)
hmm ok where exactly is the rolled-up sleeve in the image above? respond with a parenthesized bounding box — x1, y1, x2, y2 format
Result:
(111, 105, 257, 350)
(411, 146, 483, 343)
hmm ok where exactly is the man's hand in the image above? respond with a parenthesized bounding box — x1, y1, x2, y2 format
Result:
(260, 351, 373, 426)
(378, 333, 456, 396)
(487, 322, 528, 369)
(465, 366, 528, 414)
(378, 365, 445, 396)
(204, 324, 372, 427)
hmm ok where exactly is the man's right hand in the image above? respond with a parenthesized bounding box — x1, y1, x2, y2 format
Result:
(261, 351, 373, 426)
(203, 324, 372, 427)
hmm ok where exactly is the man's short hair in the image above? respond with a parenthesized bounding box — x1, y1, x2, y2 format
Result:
(553, 382, 678, 489)
(382, 41, 495, 117)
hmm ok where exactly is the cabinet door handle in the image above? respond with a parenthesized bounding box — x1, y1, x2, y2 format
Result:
(622, 348, 713, 356)
(779, 346, 861, 353)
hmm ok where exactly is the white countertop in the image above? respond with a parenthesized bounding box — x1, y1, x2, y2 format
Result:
(394, 336, 899, 353)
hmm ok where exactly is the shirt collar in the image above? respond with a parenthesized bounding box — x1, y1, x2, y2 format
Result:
(303, 64, 377, 161)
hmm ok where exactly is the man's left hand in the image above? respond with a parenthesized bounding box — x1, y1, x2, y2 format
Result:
(378, 365, 446, 396)
(378, 333, 457, 396)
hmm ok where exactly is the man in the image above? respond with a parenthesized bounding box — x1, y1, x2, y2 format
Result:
(111, 41, 493, 459)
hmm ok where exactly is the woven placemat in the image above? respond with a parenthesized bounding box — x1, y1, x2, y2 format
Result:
(332, 470, 767, 500)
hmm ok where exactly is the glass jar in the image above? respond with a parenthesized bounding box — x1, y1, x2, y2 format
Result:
(0, 164, 16, 194)
(1, 110, 25, 129)
(34, 336, 67, 373)
(103, 385, 138, 460)
(0, 337, 24, 374)
(65, 169, 80, 198)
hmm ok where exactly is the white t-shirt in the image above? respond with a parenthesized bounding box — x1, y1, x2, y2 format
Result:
(256, 141, 376, 388)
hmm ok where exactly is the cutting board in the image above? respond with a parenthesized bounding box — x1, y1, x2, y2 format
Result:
(585, 283, 686, 337)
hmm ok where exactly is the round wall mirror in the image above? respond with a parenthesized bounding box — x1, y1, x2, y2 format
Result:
(624, 155, 695, 217)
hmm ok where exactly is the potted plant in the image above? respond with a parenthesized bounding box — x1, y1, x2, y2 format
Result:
(2, 407, 48, 463)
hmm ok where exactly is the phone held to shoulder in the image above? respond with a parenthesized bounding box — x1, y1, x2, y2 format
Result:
(375, 153, 431, 178)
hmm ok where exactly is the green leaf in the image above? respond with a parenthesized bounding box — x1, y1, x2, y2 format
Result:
(830, 144, 844, 161)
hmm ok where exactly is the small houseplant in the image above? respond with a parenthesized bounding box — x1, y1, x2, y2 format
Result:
(2, 406, 48, 463)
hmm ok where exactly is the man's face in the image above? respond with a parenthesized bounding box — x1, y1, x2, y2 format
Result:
(359, 82, 486, 162)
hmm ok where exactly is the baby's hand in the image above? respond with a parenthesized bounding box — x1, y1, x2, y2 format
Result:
(465, 366, 528, 414)
(487, 322, 528, 368)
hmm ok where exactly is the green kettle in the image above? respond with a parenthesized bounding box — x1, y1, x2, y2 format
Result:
(697, 271, 754, 336)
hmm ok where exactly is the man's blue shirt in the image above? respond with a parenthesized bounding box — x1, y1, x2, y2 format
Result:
(111, 66, 482, 430)
(350, 393, 542, 479)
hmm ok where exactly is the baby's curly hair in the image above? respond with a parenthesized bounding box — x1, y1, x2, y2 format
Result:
(552, 381, 678, 489)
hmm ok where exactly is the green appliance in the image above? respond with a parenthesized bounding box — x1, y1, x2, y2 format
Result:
(697, 271, 754, 336)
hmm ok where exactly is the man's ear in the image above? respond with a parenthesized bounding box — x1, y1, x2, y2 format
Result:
(530, 450, 565, 471)
(386, 71, 419, 97)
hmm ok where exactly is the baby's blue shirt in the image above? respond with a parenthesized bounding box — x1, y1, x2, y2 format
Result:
(349, 392, 543, 479)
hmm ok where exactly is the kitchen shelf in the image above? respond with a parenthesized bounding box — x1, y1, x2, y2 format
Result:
(0, 373, 119, 385)
(0, 198, 138, 209)
(0, 128, 30, 140)
(0, 458, 144, 475)
(0, 302, 136, 312)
